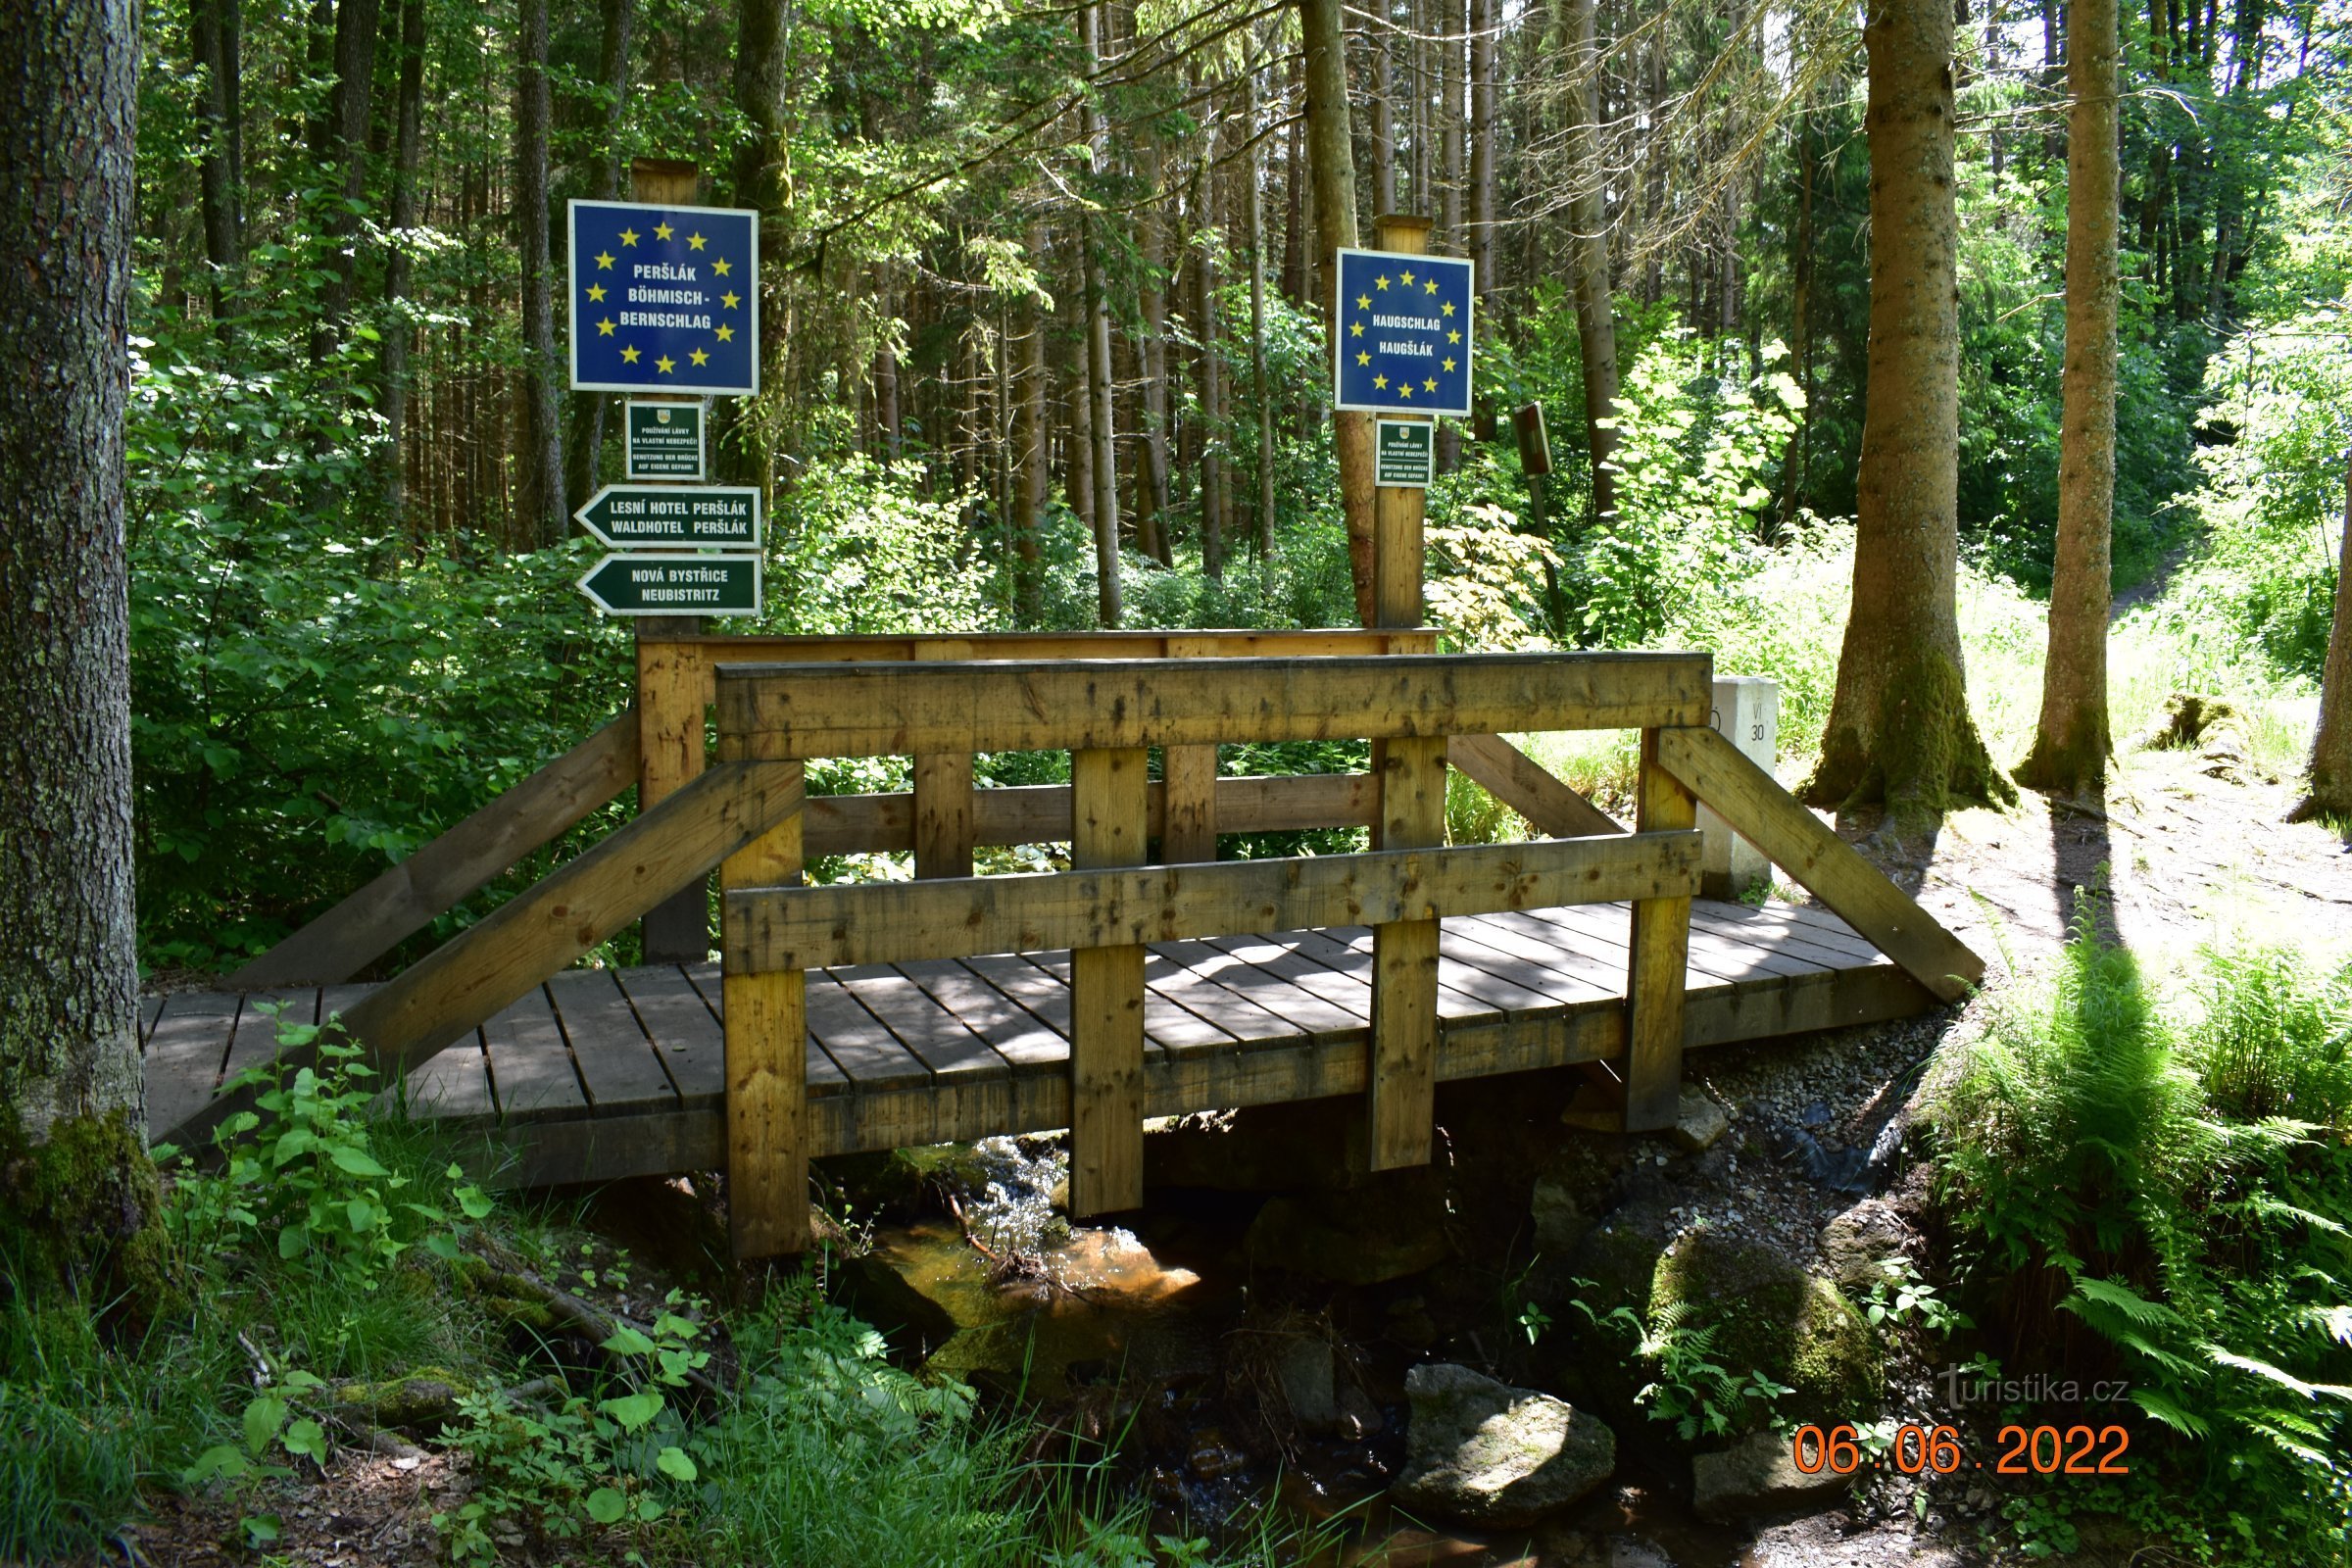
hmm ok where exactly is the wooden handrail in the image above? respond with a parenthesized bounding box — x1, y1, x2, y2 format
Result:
(726, 832, 1705, 971)
(161, 760, 804, 1152)
(228, 710, 642, 989)
(1652, 724, 1983, 1001)
(713, 652, 1712, 761)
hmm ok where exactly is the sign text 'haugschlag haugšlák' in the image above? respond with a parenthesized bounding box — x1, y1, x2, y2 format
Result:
(568, 200, 759, 396)
(1331, 248, 1474, 417)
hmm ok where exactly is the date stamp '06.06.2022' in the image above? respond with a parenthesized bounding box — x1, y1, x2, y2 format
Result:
(1789, 1422, 2133, 1479)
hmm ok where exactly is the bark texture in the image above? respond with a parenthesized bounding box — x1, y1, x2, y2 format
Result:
(1560, 0, 1620, 523)
(1301, 0, 1376, 625)
(2018, 0, 2119, 795)
(0, 0, 159, 1305)
(514, 0, 566, 546)
(1803, 0, 2012, 817)
(563, 0, 635, 508)
(314, 0, 379, 358)
(189, 0, 242, 324)
(2290, 454, 2352, 822)
(380, 0, 425, 522)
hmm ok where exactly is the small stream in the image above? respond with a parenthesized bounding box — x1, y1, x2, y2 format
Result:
(834, 1136, 1774, 1568)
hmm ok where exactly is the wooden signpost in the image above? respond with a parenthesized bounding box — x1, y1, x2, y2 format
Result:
(568, 158, 767, 963)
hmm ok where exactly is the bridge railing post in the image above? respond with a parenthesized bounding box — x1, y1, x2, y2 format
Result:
(1068, 745, 1149, 1216)
(1623, 720, 1701, 1132)
(721, 762, 808, 1257)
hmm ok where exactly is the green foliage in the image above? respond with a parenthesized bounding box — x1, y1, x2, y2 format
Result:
(0, 1296, 243, 1563)
(431, 1298, 710, 1562)
(1931, 927, 2352, 1562)
(764, 456, 1006, 635)
(1565, 332, 1802, 649)
(126, 313, 631, 970)
(1424, 502, 1564, 651)
(2166, 306, 2352, 679)
(1856, 1256, 1972, 1337)
(161, 1011, 491, 1312)
(1570, 1281, 1791, 1443)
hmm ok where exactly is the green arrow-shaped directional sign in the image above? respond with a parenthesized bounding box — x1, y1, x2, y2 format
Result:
(573, 484, 760, 549)
(578, 552, 762, 616)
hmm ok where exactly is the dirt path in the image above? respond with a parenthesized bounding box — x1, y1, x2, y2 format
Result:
(1854, 737, 2352, 980)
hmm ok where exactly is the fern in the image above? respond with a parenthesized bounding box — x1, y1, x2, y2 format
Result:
(1929, 925, 2352, 1562)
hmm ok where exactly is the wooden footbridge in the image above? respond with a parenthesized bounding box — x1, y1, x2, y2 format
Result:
(146, 630, 1982, 1257)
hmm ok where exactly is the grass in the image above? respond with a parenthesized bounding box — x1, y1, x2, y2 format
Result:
(1507, 527, 2319, 812)
(2, 1023, 1332, 1568)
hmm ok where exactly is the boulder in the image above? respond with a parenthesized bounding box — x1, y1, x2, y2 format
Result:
(1269, 1336, 1341, 1433)
(1692, 1429, 1851, 1521)
(1530, 1177, 1596, 1259)
(1668, 1089, 1731, 1153)
(1819, 1198, 1908, 1291)
(1393, 1363, 1617, 1529)
(1554, 1218, 1883, 1440)
(1648, 1231, 1883, 1422)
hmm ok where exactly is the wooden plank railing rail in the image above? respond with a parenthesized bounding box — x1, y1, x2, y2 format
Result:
(158, 759, 805, 1152)
(235, 631, 1624, 997)
(227, 709, 642, 989)
(712, 650, 1715, 1254)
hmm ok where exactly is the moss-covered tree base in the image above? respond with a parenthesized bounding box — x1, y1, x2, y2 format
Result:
(1803, 651, 2017, 822)
(0, 1108, 172, 1329)
(2015, 713, 2113, 799)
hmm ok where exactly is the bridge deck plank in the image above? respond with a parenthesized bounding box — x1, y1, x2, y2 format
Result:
(142, 898, 1939, 1180)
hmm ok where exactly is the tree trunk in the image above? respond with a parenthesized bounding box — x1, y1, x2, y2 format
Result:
(1302, 0, 1377, 624)
(1281, 49, 1307, 308)
(1467, 0, 1496, 312)
(514, 0, 565, 548)
(189, 0, 242, 327)
(380, 0, 425, 525)
(315, 0, 379, 359)
(1088, 254, 1121, 616)
(1437, 0, 1463, 473)
(874, 270, 904, 461)
(1561, 0, 1620, 524)
(0, 0, 161, 1305)
(730, 0, 791, 488)
(1137, 145, 1174, 564)
(564, 0, 635, 508)
(1373, 15, 1397, 216)
(1066, 287, 1096, 530)
(1199, 158, 1227, 580)
(2289, 455, 2352, 821)
(1012, 219, 1049, 620)
(2019, 0, 2119, 796)
(1247, 55, 1278, 557)
(305, 0, 333, 167)
(1779, 101, 1817, 529)
(1803, 0, 2012, 818)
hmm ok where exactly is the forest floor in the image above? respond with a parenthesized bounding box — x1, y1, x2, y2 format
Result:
(101, 732, 2351, 1568)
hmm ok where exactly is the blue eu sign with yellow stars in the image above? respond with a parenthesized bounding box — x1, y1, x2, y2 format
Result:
(567, 200, 759, 397)
(1331, 247, 1474, 417)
